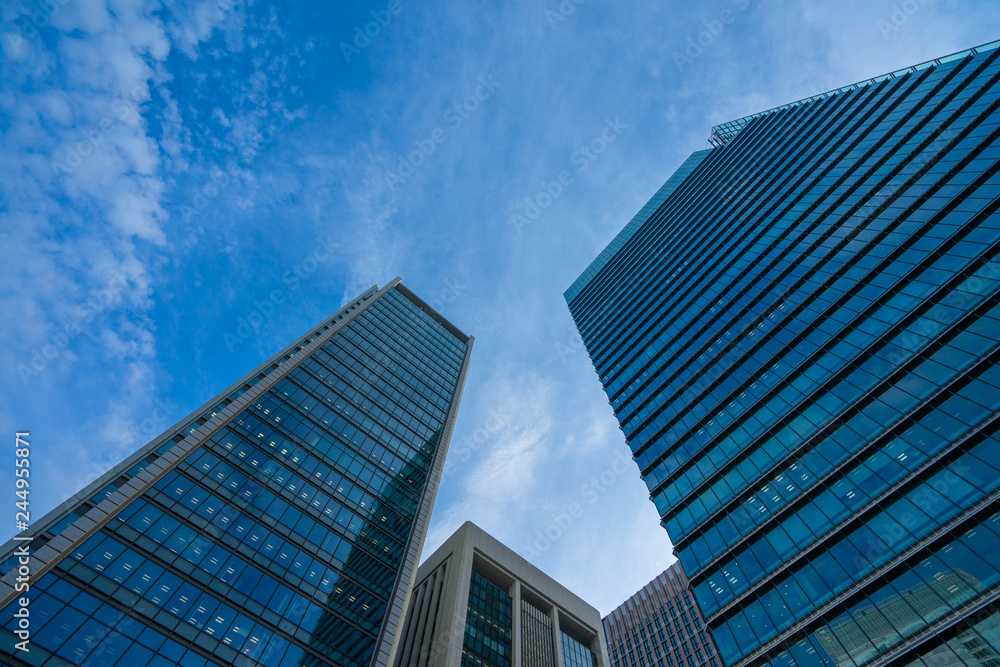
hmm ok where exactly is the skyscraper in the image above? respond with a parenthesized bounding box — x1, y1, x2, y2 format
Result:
(0, 279, 472, 667)
(393, 521, 609, 667)
(604, 562, 720, 667)
(567, 41, 1000, 667)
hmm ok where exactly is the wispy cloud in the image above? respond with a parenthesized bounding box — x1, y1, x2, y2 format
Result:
(2, 0, 997, 619)
(0, 0, 242, 503)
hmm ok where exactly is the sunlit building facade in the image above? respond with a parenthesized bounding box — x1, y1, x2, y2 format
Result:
(393, 521, 609, 667)
(0, 279, 472, 667)
(604, 562, 720, 667)
(567, 42, 1000, 667)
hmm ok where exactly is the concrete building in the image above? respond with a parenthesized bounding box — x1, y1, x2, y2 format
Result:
(604, 562, 720, 667)
(393, 522, 609, 667)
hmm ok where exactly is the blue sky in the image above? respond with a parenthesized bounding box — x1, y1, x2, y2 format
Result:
(1, 0, 998, 616)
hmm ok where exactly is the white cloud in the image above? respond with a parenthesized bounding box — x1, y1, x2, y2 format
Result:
(161, 0, 241, 59)
(3, 0, 997, 623)
(423, 364, 554, 553)
(0, 0, 245, 517)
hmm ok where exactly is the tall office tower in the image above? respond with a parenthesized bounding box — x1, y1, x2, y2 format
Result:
(566, 41, 1000, 667)
(604, 562, 720, 667)
(0, 279, 472, 667)
(392, 521, 610, 667)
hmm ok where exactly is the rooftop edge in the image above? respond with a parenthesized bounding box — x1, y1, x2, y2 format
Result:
(709, 39, 1000, 147)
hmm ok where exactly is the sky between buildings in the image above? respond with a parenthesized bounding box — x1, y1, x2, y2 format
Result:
(1, 0, 998, 617)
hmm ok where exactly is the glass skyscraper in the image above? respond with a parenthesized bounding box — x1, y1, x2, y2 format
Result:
(567, 42, 1000, 667)
(0, 279, 472, 667)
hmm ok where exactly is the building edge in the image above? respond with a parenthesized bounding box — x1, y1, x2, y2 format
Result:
(0, 284, 385, 607)
(0, 275, 473, 664)
(379, 333, 475, 667)
(397, 520, 610, 667)
(709, 39, 1000, 147)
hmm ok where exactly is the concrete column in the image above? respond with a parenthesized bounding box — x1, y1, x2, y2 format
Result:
(552, 607, 565, 667)
(592, 624, 611, 667)
(396, 577, 426, 666)
(446, 543, 476, 667)
(418, 568, 445, 666)
(511, 580, 522, 667)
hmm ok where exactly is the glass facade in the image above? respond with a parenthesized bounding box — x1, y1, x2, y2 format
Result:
(567, 42, 1000, 667)
(604, 562, 720, 667)
(0, 282, 472, 667)
(461, 571, 512, 667)
(521, 598, 557, 667)
(562, 630, 599, 667)
(566, 149, 713, 303)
